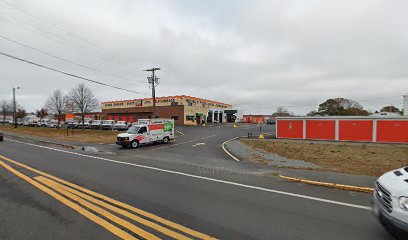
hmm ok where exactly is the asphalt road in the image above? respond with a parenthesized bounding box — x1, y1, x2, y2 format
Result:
(0, 123, 394, 240)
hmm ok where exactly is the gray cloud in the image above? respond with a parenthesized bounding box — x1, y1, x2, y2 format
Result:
(1, 0, 407, 115)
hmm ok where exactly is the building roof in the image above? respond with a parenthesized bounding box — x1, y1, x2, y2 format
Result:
(102, 95, 232, 107)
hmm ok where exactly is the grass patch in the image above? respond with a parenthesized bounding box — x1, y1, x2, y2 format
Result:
(0, 125, 120, 144)
(241, 139, 408, 176)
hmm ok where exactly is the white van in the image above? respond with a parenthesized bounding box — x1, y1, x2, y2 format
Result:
(28, 118, 39, 127)
(116, 119, 174, 148)
(47, 120, 59, 128)
(372, 167, 408, 239)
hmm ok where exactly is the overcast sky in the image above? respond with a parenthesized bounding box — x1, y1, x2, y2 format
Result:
(1, 0, 407, 115)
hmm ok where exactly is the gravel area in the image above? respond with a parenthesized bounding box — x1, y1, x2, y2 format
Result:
(225, 139, 319, 169)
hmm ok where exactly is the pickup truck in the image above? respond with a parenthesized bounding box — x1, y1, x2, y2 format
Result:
(116, 119, 174, 148)
(101, 120, 115, 130)
(67, 121, 79, 128)
(113, 121, 129, 131)
(91, 120, 102, 129)
(372, 167, 408, 240)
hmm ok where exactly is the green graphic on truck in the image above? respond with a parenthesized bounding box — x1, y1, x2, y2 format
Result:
(164, 121, 173, 132)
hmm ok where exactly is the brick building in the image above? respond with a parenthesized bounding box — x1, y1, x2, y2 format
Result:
(101, 95, 233, 125)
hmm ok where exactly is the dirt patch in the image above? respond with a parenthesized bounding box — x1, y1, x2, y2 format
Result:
(241, 139, 408, 176)
(0, 126, 118, 144)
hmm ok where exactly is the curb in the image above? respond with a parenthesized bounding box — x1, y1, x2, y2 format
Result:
(4, 134, 76, 150)
(221, 136, 242, 162)
(279, 175, 374, 193)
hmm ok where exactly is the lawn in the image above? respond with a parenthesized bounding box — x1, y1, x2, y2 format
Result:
(0, 125, 120, 144)
(241, 139, 408, 176)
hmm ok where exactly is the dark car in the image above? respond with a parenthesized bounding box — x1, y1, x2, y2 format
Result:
(0, 132, 3, 141)
(266, 119, 275, 125)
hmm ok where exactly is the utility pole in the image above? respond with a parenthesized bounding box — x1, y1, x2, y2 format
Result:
(12, 87, 20, 128)
(143, 68, 160, 119)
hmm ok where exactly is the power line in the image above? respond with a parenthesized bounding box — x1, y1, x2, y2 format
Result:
(0, 33, 144, 83)
(0, 51, 149, 95)
(0, 0, 138, 65)
(0, 12, 121, 65)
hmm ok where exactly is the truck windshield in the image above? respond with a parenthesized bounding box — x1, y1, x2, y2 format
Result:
(127, 126, 140, 134)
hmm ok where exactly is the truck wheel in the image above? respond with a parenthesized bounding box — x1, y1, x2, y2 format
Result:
(131, 140, 139, 148)
(163, 137, 169, 144)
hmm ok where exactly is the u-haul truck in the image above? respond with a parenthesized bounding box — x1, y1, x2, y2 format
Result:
(116, 119, 174, 148)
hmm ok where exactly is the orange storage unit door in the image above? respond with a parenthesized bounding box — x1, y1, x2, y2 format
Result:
(277, 120, 303, 139)
(128, 116, 135, 123)
(377, 120, 408, 143)
(306, 120, 335, 140)
(107, 116, 113, 120)
(114, 115, 119, 121)
(339, 120, 373, 141)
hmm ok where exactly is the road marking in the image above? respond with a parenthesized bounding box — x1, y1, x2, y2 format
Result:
(35, 176, 193, 240)
(0, 160, 138, 240)
(4, 138, 371, 211)
(221, 136, 242, 162)
(148, 135, 216, 151)
(192, 143, 205, 147)
(176, 130, 185, 135)
(0, 153, 217, 240)
(35, 176, 160, 240)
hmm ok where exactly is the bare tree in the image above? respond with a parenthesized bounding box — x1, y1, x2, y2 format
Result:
(36, 108, 49, 120)
(272, 107, 293, 117)
(15, 107, 27, 121)
(1, 100, 11, 125)
(68, 83, 99, 130)
(46, 90, 67, 128)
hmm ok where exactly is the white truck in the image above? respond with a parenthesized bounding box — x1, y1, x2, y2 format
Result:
(116, 119, 174, 148)
(372, 167, 408, 240)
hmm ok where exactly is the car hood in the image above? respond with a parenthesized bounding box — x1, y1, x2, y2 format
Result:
(117, 133, 133, 138)
(377, 167, 408, 197)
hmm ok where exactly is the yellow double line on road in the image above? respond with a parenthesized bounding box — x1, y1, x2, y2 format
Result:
(0, 155, 217, 240)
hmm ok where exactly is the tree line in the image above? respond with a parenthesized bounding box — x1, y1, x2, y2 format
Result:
(1, 83, 99, 128)
(271, 97, 403, 117)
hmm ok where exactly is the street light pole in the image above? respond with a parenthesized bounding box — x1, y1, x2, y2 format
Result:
(143, 68, 160, 119)
(12, 87, 20, 128)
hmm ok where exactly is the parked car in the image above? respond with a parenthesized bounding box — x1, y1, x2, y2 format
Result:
(0, 132, 3, 141)
(266, 119, 275, 125)
(67, 121, 79, 128)
(372, 167, 408, 240)
(91, 120, 102, 129)
(23, 120, 30, 126)
(39, 119, 50, 127)
(28, 119, 39, 127)
(113, 121, 129, 131)
(79, 120, 91, 129)
(47, 120, 59, 128)
(101, 120, 115, 130)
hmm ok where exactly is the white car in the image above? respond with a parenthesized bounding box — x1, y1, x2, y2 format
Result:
(372, 167, 408, 240)
(28, 119, 39, 127)
(101, 120, 115, 130)
(113, 121, 129, 131)
(79, 120, 91, 129)
(38, 119, 50, 127)
(47, 120, 59, 128)
(91, 120, 102, 129)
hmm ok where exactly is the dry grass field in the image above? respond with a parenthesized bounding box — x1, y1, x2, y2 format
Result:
(241, 139, 408, 176)
(0, 125, 119, 144)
